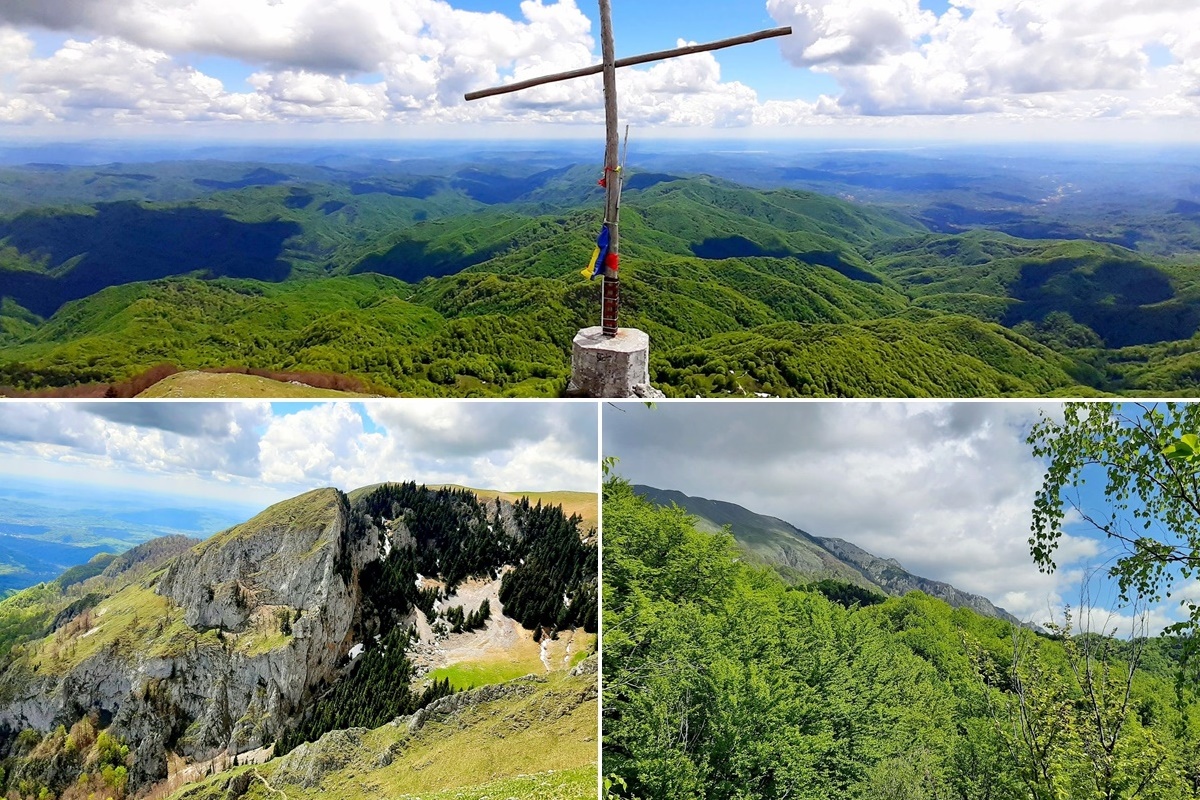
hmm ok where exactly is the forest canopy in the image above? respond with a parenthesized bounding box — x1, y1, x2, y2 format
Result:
(602, 478, 1200, 800)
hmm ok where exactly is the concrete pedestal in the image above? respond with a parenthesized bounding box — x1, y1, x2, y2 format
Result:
(567, 326, 662, 398)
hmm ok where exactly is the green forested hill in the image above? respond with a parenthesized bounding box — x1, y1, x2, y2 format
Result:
(603, 479, 1200, 800)
(873, 231, 1200, 348)
(1, 161, 1198, 396)
(631, 484, 1021, 622)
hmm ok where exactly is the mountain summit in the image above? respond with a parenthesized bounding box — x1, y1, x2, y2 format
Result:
(632, 484, 1019, 624)
(0, 482, 597, 799)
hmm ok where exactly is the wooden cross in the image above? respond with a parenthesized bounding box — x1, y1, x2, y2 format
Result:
(466, 3, 791, 337)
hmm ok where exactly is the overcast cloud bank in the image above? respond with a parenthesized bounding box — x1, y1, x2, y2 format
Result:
(603, 401, 1195, 632)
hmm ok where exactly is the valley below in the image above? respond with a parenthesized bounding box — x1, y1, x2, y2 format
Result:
(2, 143, 1199, 397)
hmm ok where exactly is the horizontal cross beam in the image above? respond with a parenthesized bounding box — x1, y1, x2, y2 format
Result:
(464, 26, 792, 102)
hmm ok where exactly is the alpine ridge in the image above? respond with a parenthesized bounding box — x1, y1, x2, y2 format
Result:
(0, 482, 598, 799)
(633, 484, 1019, 623)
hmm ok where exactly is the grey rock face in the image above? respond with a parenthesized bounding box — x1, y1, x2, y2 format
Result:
(0, 488, 382, 790)
(272, 728, 371, 789)
(399, 675, 545, 736)
(570, 654, 598, 677)
(813, 536, 1022, 624)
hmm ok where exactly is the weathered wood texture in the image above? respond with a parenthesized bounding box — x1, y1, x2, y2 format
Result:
(463, 27, 792, 101)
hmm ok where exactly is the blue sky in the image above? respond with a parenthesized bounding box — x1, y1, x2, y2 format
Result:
(603, 401, 1200, 635)
(0, 401, 599, 507)
(0, 0, 1193, 140)
(17, 0, 839, 101)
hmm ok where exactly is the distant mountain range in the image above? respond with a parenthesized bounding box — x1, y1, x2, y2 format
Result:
(633, 484, 1020, 625)
(3, 153, 1200, 397)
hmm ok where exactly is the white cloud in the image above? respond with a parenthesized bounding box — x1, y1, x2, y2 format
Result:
(246, 71, 388, 122)
(0, 401, 596, 506)
(0, 0, 1195, 135)
(766, 0, 935, 67)
(16, 36, 251, 122)
(603, 402, 1128, 626)
(0, 1, 774, 130)
(768, 0, 1200, 120)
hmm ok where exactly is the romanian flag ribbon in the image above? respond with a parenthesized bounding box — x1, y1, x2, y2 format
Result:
(580, 223, 612, 279)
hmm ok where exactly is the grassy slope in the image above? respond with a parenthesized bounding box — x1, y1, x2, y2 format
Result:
(169, 669, 598, 800)
(437, 486, 598, 533)
(631, 485, 872, 587)
(138, 371, 370, 398)
(0, 494, 348, 678)
(24, 581, 213, 676)
(426, 633, 595, 691)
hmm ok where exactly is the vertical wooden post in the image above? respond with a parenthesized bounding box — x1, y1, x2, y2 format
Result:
(599, 0, 620, 337)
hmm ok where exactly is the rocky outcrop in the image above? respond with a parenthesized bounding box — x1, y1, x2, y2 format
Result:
(270, 669, 583, 792)
(635, 485, 1022, 624)
(400, 675, 546, 735)
(271, 728, 371, 789)
(814, 536, 1021, 624)
(0, 482, 594, 797)
(158, 489, 370, 631)
(0, 488, 383, 790)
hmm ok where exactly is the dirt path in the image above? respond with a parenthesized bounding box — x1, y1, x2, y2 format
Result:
(253, 769, 288, 800)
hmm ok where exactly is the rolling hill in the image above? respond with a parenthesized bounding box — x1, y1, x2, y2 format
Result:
(1, 157, 1198, 396)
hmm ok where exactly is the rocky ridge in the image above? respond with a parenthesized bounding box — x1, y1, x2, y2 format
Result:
(0, 488, 374, 787)
(0, 482, 596, 800)
(634, 484, 1020, 624)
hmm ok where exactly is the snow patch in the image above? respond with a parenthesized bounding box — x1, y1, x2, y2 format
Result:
(348, 643, 365, 659)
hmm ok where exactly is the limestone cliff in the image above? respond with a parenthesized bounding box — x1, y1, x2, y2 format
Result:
(0, 488, 379, 788)
(0, 482, 596, 799)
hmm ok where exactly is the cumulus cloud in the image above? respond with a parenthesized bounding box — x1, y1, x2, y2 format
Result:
(767, 0, 1200, 119)
(0, 402, 269, 482)
(0, 1, 778, 129)
(80, 402, 253, 437)
(369, 401, 595, 462)
(0, 401, 596, 506)
(0, 0, 1195, 134)
(14, 36, 254, 123)
(766, 0, 935, 67)
(601, 402, 1141, 627)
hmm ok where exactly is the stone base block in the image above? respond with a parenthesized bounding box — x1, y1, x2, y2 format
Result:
(567, 326, 659, 398)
